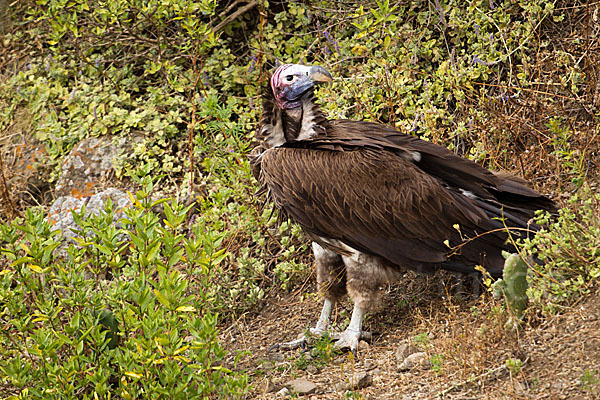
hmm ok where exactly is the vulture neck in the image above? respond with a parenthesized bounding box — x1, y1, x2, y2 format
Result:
(261, 92, 329, 148)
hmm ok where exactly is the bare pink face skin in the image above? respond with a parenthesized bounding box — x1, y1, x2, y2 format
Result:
(270, 64, 332, 109)
(270, 64, 297, 93)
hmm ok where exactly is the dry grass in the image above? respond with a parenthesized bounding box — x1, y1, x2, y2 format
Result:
(468, 1, 600, 194)
(221, 273, 600, 399)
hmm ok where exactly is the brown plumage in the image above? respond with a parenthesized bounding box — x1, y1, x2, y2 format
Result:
(253, 64, 556, 353)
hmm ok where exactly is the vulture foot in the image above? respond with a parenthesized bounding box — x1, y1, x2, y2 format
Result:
(268, 327, 371, 353)
(332, 303, 368, 356)
(333, 328, 362, 356)
(268, 327, 328, 352)
(268, 301, 371, 356)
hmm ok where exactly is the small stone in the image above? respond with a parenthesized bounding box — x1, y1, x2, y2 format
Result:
(358, 340, 370, 352)
(276, 387, 290, 398)
(264, 379, 276, 393)
(333, 355, 347, 364)
(306, 364, 318, 374)
(337, 371, 372, 391)
(268, 352, 284, 362)
(260, 361, 275, 370)
(395, 340, 419, 363)
(286, 378, 317, 395)
(398, 352, 429, 371)
(363, 360, 376, 370)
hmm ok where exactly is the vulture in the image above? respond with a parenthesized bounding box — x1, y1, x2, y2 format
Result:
(251, 63, 557, 354)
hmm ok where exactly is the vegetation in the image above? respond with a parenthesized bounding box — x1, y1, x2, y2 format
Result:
(0, 0, 599, 398)
(0, 175, 249, 399)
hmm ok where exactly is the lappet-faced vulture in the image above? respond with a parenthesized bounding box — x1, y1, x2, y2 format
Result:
(251, 63, 556, 354)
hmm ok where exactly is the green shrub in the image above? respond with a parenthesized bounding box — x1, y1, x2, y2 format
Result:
(0, 175, 249, 399)
(520, 186, 600, 315)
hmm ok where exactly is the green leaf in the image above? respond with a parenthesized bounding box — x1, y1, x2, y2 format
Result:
(154, 289, 171, 307)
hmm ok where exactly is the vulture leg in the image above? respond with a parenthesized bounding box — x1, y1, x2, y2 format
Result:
(310, 297, 334, 335)
(269, 243, 374, 353)
(269, 244, 343, 352)
(269, 298, 333, 352)
(333, 303, 366, 355)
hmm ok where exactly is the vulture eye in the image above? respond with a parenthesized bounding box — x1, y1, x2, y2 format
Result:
(285, 75, 295, 82)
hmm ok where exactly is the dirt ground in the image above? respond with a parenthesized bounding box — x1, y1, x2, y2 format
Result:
(221, 271, 600, 399)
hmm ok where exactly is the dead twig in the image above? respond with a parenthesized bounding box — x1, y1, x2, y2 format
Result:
(438, 357, 529, 397)
(212, 0, 258, 34)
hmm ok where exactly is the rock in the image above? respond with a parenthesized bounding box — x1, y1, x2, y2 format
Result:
(260, 361, 275, 370)
(333, 355, 347, 364)
(398, 352, 430, 371)
(358, 340, 370, 352)
(268, 352, 284, 362)
(47, 188, 131, 246)
(276, 387, 289, 398)
(363, 360, 376, 370)
(306, 364, 318, 374)
(54, 136, 119, 198)
(336, 371, 372, 391)
(286, 378, 317, 395)
(395, 340, 419, 363)
(263, 379, 276, 393)
(4, 135, 53, 207)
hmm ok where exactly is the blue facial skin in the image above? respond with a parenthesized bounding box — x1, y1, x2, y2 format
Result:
(274, 65, 332, 109)
(278, 77, 315, 109)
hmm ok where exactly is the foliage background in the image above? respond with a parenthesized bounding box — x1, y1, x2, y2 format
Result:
(0, 0, 599, 398)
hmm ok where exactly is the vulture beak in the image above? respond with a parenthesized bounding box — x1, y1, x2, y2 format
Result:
(308, 65, 333, 85)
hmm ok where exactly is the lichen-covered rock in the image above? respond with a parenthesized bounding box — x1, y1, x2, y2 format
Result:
(47, 188, 131, 244)
(54, 136, 120, 198)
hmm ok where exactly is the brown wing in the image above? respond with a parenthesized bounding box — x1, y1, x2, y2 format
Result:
(261, 146, 514, 276)
(330, 120, 556, 214)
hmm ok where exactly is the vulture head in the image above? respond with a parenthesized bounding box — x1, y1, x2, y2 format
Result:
(270, 64, 333, 109)
(258, 63, 333, 148)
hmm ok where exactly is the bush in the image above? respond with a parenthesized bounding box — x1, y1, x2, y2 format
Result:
(0, 175, 249, 399)
(520, 186, 600, 315)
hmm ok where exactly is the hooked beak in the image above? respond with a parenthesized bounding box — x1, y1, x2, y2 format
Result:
(308, 65, 333, 84)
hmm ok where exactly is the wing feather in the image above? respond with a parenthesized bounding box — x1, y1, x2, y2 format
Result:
(261, 147, 506, 273)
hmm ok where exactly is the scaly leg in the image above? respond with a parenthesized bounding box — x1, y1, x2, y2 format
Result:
(269, 298, 334, 351)
(310, 297, 333, 335)
(333, 303, 368, 356)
